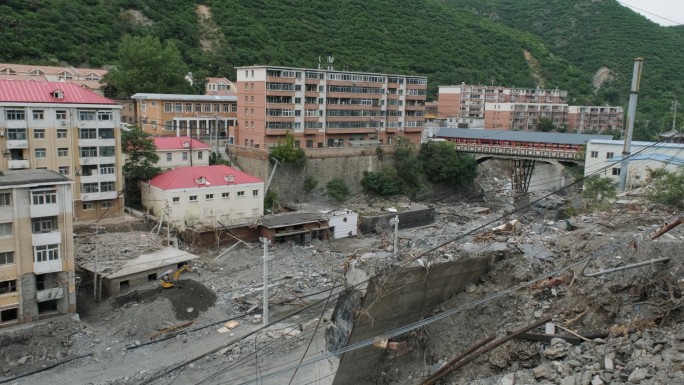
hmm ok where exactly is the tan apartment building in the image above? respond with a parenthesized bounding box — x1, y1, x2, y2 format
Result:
(130, 93, 237, 141)
(485, 102, 569, 131)
(0, 62, 107, 95)
(235, 66, 427, 149)
(568, 106, 624, 133)
(0, 80, 124, 221)
(0, 169, 76, 328)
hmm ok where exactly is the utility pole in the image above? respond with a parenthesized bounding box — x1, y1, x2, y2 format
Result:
(389, 215, 399, 258)
(672, 100, 680, 131)
(92, 225, 104, 301)
(260, 237, 271, 326)
(619, 57, 644, 192)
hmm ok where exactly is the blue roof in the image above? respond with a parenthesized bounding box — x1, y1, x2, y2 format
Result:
(436, 127, 613, 145)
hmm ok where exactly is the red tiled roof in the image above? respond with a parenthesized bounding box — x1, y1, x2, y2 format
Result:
(0, 79, 115, 104)
(148, 165, 263, 190)
(153, 136, 211, 150)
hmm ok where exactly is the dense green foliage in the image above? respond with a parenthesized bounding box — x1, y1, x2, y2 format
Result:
(361, 167, 404, 196)
(303, 175, 319, 192)
(264, 189, 278, 212)
(646, 168, 684, 209)
(1, 0, 682, 128)
(103, 35, 194, 98)
(418, 141, 478, 187)
(209, 151, 230, 166)
(326, 178, 351, 203)
(270, 132, 306, 167)
(121, 126, 161, 180)
(582, 175, 618, 209)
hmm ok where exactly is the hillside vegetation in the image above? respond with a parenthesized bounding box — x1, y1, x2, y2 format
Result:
(1, 0, 682, 135)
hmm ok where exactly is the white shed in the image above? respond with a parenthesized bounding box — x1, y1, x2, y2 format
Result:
(326, 209, 358, 239)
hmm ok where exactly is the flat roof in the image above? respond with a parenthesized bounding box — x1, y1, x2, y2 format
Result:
(131, 93, 237, 102)
(0, 169, 71, 187)
(260, 211, 328, 229)
(235, 65, 427, 79)
(81, 247, 199, 279)
(588, 139, 684, 149)
(437, 127, 613, 145)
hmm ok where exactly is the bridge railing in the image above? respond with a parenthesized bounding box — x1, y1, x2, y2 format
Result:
(455, 143, 581, 160)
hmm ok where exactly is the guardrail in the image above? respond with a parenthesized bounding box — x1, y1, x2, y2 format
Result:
(455, 144, 581, 160)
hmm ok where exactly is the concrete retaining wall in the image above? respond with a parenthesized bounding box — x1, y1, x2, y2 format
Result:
(358, 207, 435, 233)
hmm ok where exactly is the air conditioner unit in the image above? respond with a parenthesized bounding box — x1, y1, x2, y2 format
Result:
(75, 170, 81, 176)
(0, 130, 4, 137)
(60, 121, 68, 126)
(2, 149, 9, 155)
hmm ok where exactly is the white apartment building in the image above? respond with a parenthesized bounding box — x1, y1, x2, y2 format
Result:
(0, 169, 75, 327)
(584, 140, 684, 190)
(141, 165, 264, 230)
(0, 80, 124, 221)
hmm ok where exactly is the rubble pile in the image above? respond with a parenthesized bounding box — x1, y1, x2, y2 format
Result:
(74, 230, 166, 265)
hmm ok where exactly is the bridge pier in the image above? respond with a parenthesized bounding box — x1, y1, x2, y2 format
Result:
(511, 159, 536, 209)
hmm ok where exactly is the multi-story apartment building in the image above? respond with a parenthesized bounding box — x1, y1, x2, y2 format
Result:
(0, 169, 76, 328)
(235, 66, 427, 149)
(130, 93, 237, 140)
(484, 102, 570, 131)
(0, 80, 124, 221)
(0, 63, 107, 95)
(568, 106, 624, 133)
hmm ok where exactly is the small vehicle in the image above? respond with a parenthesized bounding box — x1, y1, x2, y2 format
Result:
(160, 264, 191, 289)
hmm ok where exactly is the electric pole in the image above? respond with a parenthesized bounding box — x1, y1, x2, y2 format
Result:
(672, 100, 680, 131)
(619, 57, 644, 192)
(260, 237, 271, 326)
(389, 215, 399, 258)
(92, 225, 104, 301)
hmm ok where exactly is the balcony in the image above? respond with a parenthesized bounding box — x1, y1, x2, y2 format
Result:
(78, 138, 116, 147)
(36, 287, 64, 302)
(79, 173, 117, 184)
(34, 259, 62, 274)
(6, 139, 28, 149)
(32, 231, 61, 247)
(7, 159, 29, 169)
(81, 191, 118, 201)
(30, 203, 60, 218)
(80, 156, 115, 165)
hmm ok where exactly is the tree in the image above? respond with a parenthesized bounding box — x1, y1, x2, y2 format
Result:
(418, 141, 478, 187)
(102, 35, 194, 98)
(537, 117, 556, 132)
(270, 132, 306, 166)
(361, 167, 404, 196)
(646, 168, 684, 209)
(326, 178, 351, 203)
(582, 175, 617, 209)
(121, 126, 161, 180)
(394, 137, 423, 193)
(209, 151, 231, 166)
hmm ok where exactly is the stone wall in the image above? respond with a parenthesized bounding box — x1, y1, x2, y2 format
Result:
(358, 207, 436, 233)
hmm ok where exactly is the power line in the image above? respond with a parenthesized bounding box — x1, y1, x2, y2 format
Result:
(617, 1, 683, 26)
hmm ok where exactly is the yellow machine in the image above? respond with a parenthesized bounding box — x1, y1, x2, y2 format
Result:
(160, 264, 191, 289)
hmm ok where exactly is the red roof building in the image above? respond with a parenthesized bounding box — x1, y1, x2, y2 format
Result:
(148, 165, 262, 190)
(150, 137, 213, 170)
(0, 79, 115, 105)
(153, 136, 211, 150)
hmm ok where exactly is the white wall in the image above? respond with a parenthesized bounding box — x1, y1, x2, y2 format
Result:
(141, 181, 264, 229)
(328, 210, 358, 238)
(155, 149, 210, 170)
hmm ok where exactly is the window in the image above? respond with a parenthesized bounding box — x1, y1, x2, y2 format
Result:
(221, 192, 230, 198)
(101, 201, 113, 209)
(0, 308, 18, 323)
(0, 280, 17, 295)
(58, 148, 68, 157)
(204, 104, 211, 112)
(56, 110, 67, 120)
(99, 146, 115, 157)
(182, 152, 188, 161)
(34, 244, 59, 262)
(185, 103, 192, 112)
(82, 183, 99, 193)
(57, 129, 67, 138)
(98, 128, 114, 139)
(83, 202, 94, 210)
(0, 251, 14, 265)
(34, 129, 45, 139)
(58, 166, 69, 175)
(7, 128, 26, 140)
(151, 101, 157, 107)
(612, 168, 621, 176)
(252, 190, 259, 197)
(35, 148, 46, 158)
(606, 152, 614, 159)
(100, 182, 115, 192)
(80, 147, 97, 157)
(164, 103, 172, 113)
(79, 128, 97, 139)
(198, 151, 203, 160)
(5, 110, 25, 120)
(0, 193, 10, 206)
(205, 194, 214, 200)
(78, 110, 96, 120)
(237, 191, 245, 197)
(590, 151, 598, 158)
(195, 103, 201, 112)
(172, 197, 180, 203)
(189, 195, 198, 202)
(31, 190, 57, 205)
(99, 164, 115, 174)
(32, 217, 57, 233)
(166, 153, 172, 161)
(175, 103, 182, 113)
(306, 140, 313, 148)
(33, 110, 44, 120)
(0, 223, 12, 236)
(97, 111, 113, 121)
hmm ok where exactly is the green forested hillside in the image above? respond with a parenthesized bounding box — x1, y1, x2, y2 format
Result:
(1, 0, 682, 134)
